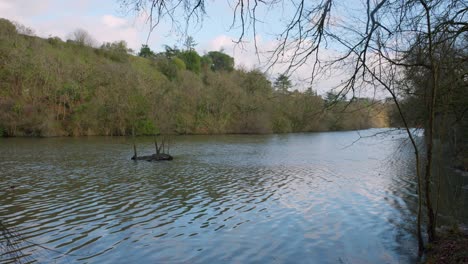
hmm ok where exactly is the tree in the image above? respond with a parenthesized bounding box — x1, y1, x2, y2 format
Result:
(184, 36, 197, 51)
(200, 55, 213, 74)
(163, 45, 180, 58)
(12, 21, 35, 36)
(101, 41, 130, 62)
(178, 50, 201, 74)
(138, 44, 155, 58)
(172, 57, 186, 71)
(0, 18, 17, 37)
(155, 57, 179, 80)
(273, 74, 292, 93)
(68, 28, 95, 47)
(205, 51, 234, 72)
(323, 91, 346, 107)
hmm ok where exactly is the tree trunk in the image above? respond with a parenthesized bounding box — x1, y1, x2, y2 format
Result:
(154, 134, 160, 155)
(367, 66, 425, 255)
(132, 126, 137, 159)
(421, 0, 437, 242)
(167, 136, 170, 154)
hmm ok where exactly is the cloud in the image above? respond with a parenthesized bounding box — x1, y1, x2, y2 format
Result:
(102, 15, 127, 28)
(208, 35, 233, 51)
(0, 0, 51, 17)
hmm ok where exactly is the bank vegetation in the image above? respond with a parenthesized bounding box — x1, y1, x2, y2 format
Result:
(0, 18, 390, 137)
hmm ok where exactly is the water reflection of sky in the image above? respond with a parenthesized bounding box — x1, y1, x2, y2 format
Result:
(0, 129, 432, 263)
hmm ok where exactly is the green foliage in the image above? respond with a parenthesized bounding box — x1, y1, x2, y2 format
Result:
(155, 57, 179, 80)
(274, 74, 292, 93)
(0, 18, 390, 137)
(100, 41, 129, 62)
(201, 55, 213, 73)
(59, 82, 81, 101)
(241, 69, 271, 94)
(12, 103, 22, 115)
(163, 45, 180, 58)
(0, 18, 16, 37)
(178, 50, 201, 74)
(324, 91, 345, 106)
(172, 57, 186, 71)
(135, 118, 157, 135)
(47, 37, 63, 47)
(205, 51, 234, 72)
(138, 44, 155, 58)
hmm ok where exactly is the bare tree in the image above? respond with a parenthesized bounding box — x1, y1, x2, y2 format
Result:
(12, 21, 35, 36)
(68, 28, 96, 47)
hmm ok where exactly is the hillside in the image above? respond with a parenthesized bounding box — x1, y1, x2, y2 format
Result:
(0, 18, 390, 137)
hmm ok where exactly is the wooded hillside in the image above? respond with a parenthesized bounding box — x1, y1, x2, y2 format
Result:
(0, 18, 390, 137)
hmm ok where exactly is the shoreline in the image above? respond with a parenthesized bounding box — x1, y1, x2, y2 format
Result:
(0, 127, 404, 139)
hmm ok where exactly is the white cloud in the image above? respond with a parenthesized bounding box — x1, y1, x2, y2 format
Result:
(102, 15, 127, 28)
(208, 35, 232, 51)
(0, 0, 51, 16)
(0, 1, 12, 11)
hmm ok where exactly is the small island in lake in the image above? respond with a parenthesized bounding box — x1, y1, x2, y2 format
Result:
(131, 153, 173, 161)
(131, 135, 173, 161)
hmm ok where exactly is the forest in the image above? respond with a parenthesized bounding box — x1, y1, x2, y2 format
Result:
(0, 18, 390, 137)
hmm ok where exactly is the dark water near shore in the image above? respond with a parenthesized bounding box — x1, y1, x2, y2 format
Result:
(1, 129, 463, 263)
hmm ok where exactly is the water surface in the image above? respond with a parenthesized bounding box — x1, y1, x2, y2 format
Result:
(0, 129, 438, 263)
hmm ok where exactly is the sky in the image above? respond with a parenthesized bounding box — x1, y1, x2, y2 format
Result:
(0, 0, 371, 95)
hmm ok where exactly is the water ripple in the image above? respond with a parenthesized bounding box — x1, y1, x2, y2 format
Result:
(0, 131, 429, 263)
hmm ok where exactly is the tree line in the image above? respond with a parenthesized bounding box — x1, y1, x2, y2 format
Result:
(0, 18, 390, 137)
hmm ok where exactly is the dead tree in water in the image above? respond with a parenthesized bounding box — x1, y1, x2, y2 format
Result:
(153, 134, 168, 155)
(154, 134, 172, 157)
(132, 126, 137, 159)
(132, 133, 173, 161)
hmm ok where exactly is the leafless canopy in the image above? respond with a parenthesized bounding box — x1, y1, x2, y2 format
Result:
(68, 28, 97, 47)
(120, 0, 466, 93)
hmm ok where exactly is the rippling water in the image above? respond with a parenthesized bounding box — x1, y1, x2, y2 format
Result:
(1, 129, 428, 263)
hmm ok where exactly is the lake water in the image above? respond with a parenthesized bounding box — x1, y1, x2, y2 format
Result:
(1, 129, 462, 263)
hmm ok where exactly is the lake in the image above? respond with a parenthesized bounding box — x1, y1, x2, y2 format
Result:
(0, 129, 457, 263)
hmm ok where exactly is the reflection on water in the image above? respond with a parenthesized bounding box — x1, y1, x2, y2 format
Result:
(1, 129, 462, 263)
